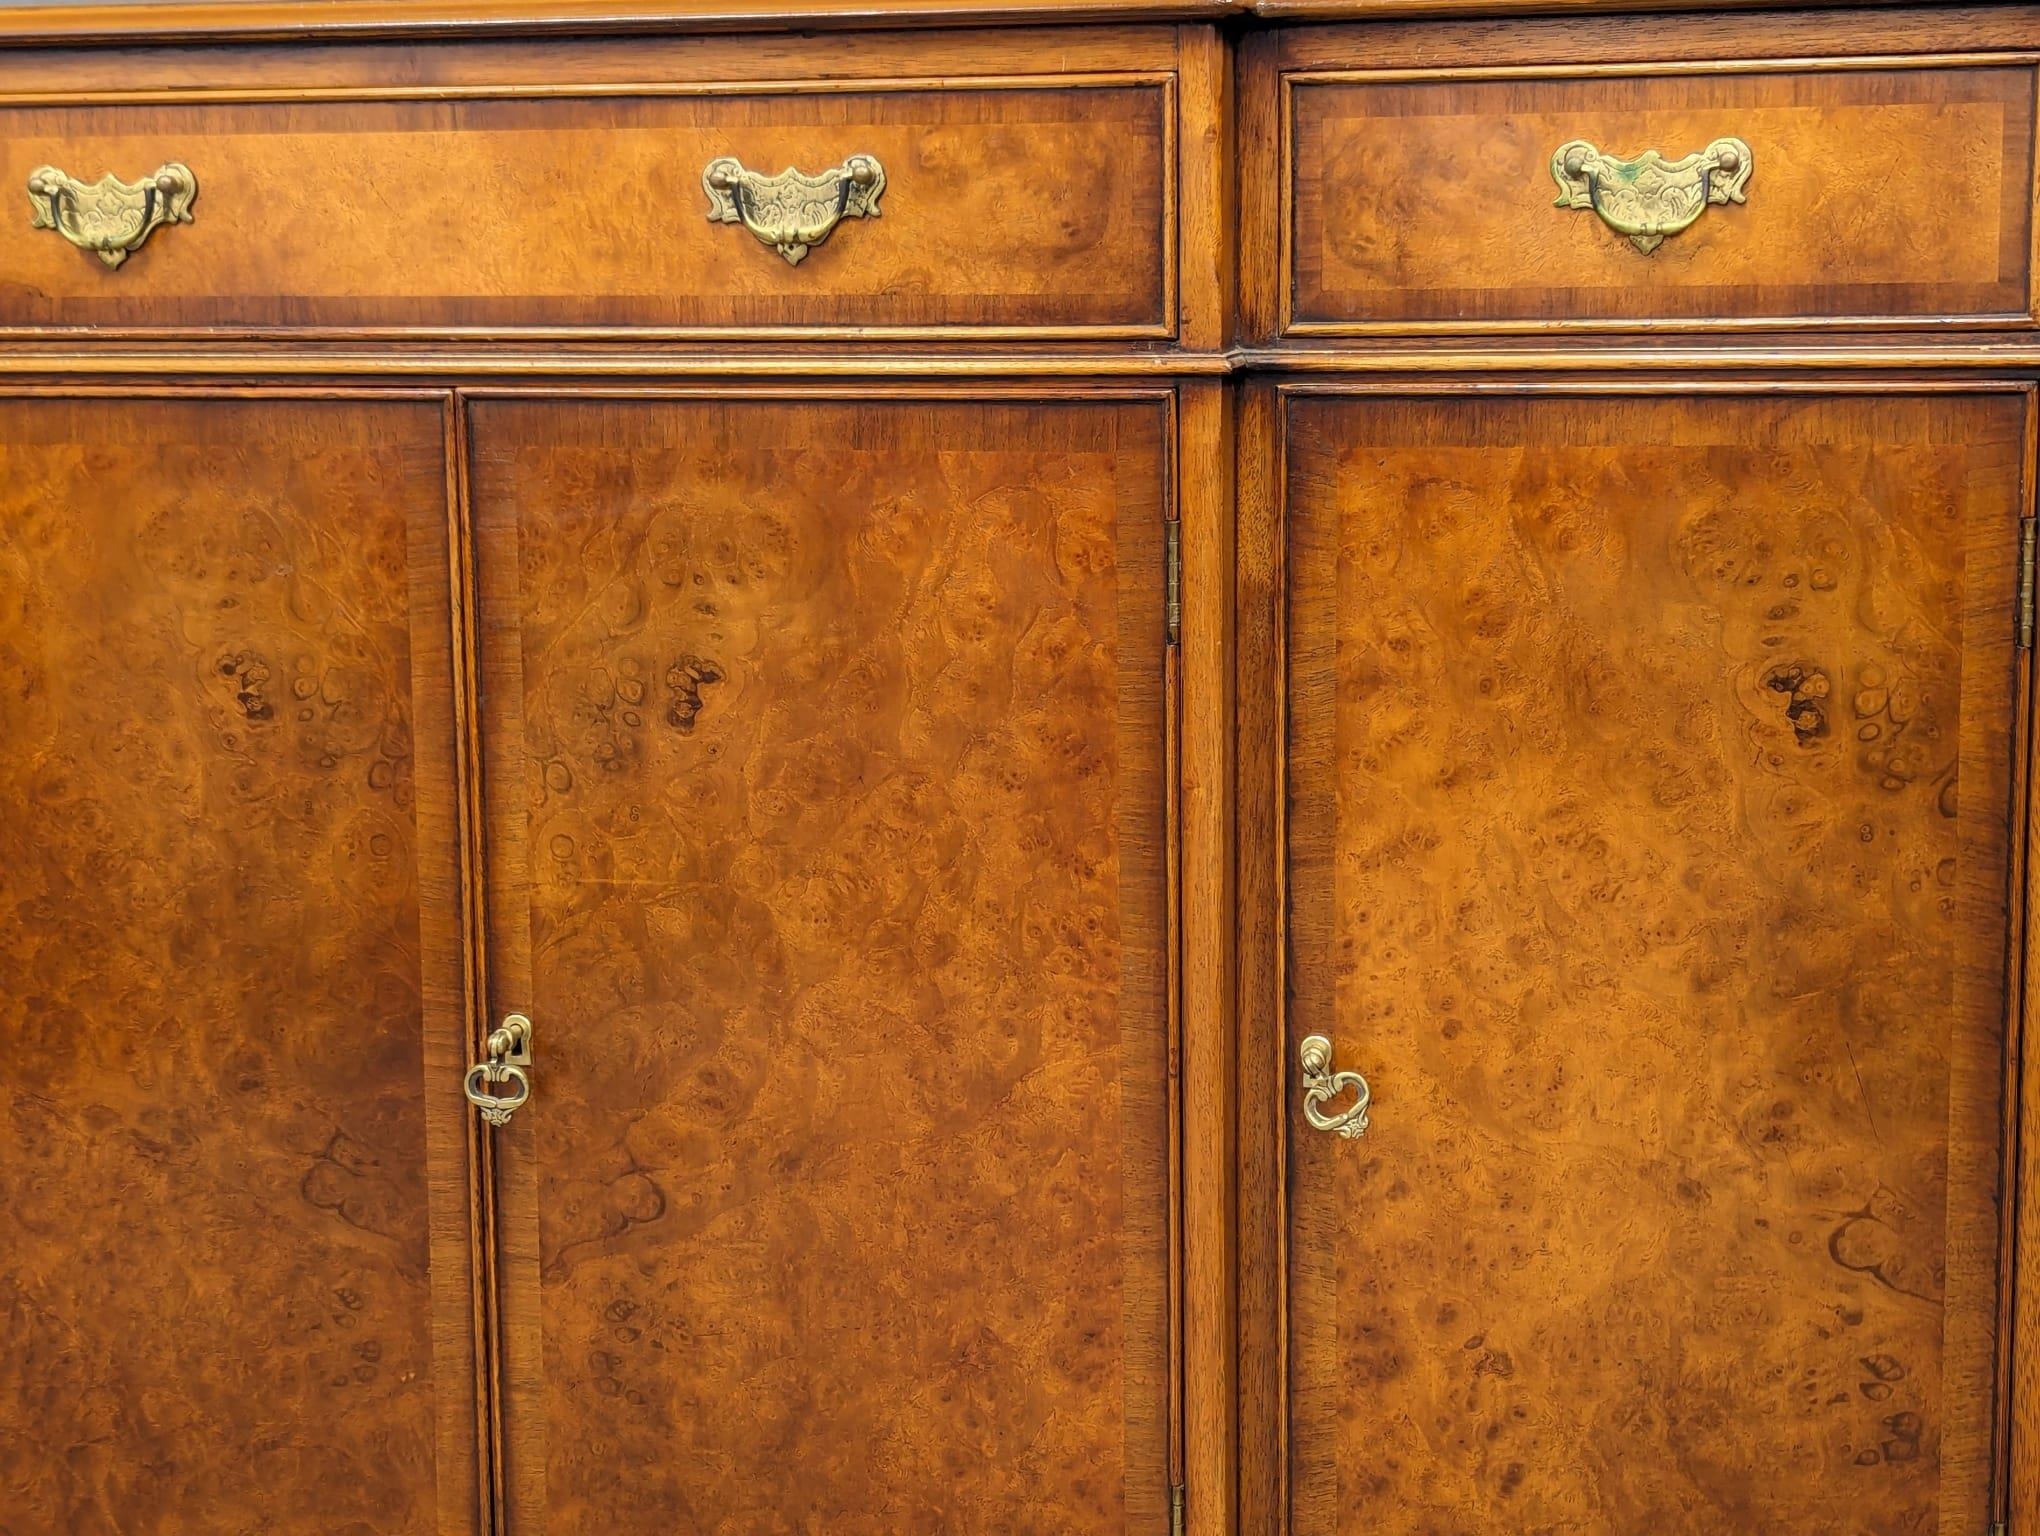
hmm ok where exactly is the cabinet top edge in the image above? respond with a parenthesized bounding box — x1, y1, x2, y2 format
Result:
(0, 0, 1244, 47)
(1258, 0, 2010, 16)
(0, 0, 2011, 48)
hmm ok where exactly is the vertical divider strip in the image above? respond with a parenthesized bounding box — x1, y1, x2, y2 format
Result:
(1233, 380, 1285, 1536)
(1180, 377, 1238, 1536)
(2006, 385, 2040, 1536)
(1165, 391, 1188, 1516)
(444, 389, 505, 1536)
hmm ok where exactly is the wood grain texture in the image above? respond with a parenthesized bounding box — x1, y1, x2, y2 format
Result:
(0, 349, 1237, 378)
(1234, 380, 1286, 1536)
(1236, 27, 1286, 349)
(2014, 421, 2040, 1534)
(0, 396, 481, 1536)
(2004, 392, 2036, 1536)
(0, 84, 1169, 338)
(1257, 0, 2040, 21)
(1179, 379, 1238, 1535)
(1245, 344, 2040, 373)
(1284, 391, 2023, 1535)
(1177, 25, 1235, 355)
(0, 0, 1241, 45)
(470, 394, 1173, 1535)
(1263, 6, 2040, 75)
(0, 26, 1184, 97)
(1287, 66, 2036, 332)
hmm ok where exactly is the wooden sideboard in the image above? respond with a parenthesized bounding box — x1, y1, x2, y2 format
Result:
(0, 4, 2036, 1535)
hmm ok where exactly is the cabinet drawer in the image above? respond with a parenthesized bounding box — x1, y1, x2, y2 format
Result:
(0, 51, 1178, 340)
(1276, 56, 2037, 334)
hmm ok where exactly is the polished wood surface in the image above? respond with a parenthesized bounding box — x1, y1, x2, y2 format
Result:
(1179, 379, 1239, 1536)
(1233, 379, 1285, 1536)
(1239, 7, 2040, 347)
(1253, 1, 2040, 81)
(1258, 0, 2028, 18)
(1285, 64, 2035, 332)
(0, 0, 1241, 45)
(468, 393, 1174, 1534)
(0, 0, 1983, 44)
(0, 25, 1184, 97)
(0, 83, 1170, 338)
(1283, 388, 2026, 1534)
(0, 395, 483, 1536)
(2, 2, 2038, 1533)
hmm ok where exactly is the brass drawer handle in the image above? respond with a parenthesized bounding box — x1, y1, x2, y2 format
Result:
(27, 162, 197, 268)
(702, 153, 884, 266)
(1551, 137, 1751, 253)
(1299, 1034, 1370, 1139)
(464, 1013, 534, 1128)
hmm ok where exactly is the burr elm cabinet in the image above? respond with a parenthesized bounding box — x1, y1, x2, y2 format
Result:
(4, 3, 2040, 1535)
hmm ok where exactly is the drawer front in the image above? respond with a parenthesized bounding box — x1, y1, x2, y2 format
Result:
(1, 79, 1173, 339)
(1284, 61, 2037, 333)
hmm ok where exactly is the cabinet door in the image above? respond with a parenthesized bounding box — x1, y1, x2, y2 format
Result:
(0, 397, 483, 1534)
(1279, 390, 2027, 1533)
(469, 393, 1174, 1534)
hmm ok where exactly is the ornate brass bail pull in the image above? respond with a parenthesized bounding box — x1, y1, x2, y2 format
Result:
(702, 153, 885, 266)
(463, 1013, 534, 1128)
(1299, 1034, 1371, 1139)
(27, 162, 197, 268)
(1550, 137, 1751, 253)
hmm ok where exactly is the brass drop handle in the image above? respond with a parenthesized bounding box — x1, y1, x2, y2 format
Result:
(1299, 1034, 1371, 1139)
(1550, 136, 1751, 254)
(27, 162, 197, 268)
(464, 1013, 534, 1128)
(702, 153, 885, 266)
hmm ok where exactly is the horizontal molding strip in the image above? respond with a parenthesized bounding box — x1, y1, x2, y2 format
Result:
(12, 342, 2040, 376)
(1248, 343, 2040, 371)
(0, 70, 1176, 107)
(0, 349, 1236, 377)
(1282, 50, 2040, 81)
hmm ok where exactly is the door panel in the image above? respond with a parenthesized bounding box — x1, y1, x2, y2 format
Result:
(1283, 392, 2025, 1534)
(0, 397, 480, 1535)
(470, 394, 1173, 1534)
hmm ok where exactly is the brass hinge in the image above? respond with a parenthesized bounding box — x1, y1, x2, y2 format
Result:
(1988, 1521, 2006, 1536)
(2021, 515, 2036, 650)
(1165, 518, 1182, 645)
(1170, 1482, 1184, 1536)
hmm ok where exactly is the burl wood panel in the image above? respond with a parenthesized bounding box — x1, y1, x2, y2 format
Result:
(0, 84, 1170, 336)
(470, 396, 1171, 1534)
(1285, 393, 2023, 1534)
(0, 398, 480, 1534)
(1289, 67, 2036, 329)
